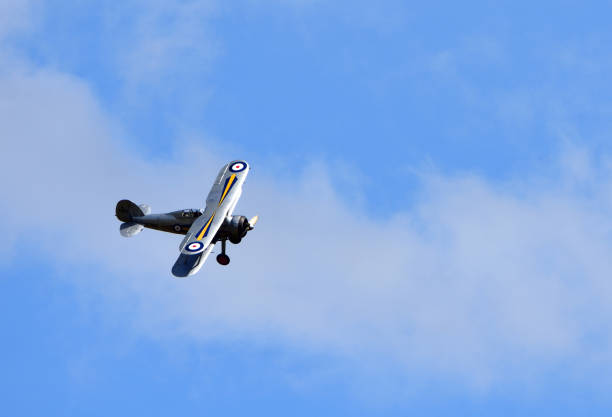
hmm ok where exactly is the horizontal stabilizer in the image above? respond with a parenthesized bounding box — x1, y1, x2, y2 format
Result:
(120, 222, 144, 237)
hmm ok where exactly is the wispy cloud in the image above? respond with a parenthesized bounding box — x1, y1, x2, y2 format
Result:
(0, 0, 33, 41)
(2, 59, 612, 388)
(3, 0, 612, 395)
(108, 0, 219, 84)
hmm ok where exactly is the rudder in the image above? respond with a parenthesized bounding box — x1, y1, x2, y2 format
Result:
(116, 199, 145, 222)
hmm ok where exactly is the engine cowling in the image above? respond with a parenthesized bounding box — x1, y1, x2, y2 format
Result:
(221, 215, 250, 244)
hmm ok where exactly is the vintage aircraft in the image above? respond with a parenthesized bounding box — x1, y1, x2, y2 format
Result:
(115, 160, 258, 278)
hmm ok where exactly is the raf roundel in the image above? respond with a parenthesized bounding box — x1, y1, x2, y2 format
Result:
(229, 161, 247, 173)
(173, 224, 182, 232)
(185, 241, 204, 253)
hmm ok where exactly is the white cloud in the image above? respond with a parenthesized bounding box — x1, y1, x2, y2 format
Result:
(2, 60, 612, 389)
(108, 0, 219, 83)
(2, 1, 220, 94)
(0, 0, 34, 41)
(3, 1, 612, 392)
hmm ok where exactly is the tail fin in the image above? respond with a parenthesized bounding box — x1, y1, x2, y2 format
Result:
(116, 199, 145, 222)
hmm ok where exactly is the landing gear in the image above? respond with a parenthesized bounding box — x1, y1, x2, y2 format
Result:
(216, 254, 230, 265)
(216, 240, 230, 265)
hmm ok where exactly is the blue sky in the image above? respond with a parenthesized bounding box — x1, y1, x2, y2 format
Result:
(2, 1, 612, 415)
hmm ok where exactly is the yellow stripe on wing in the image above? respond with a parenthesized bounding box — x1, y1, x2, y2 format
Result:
(196, 213, 216, 241)
(218, 174, 237, 206)
(194, 173, 237, 242)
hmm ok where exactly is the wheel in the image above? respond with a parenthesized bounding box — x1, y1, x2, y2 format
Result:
(229, 237, 242, 244)
(216, 253, 230, 265)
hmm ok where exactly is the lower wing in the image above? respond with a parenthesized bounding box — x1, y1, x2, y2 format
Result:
(171, 242, 215, 277)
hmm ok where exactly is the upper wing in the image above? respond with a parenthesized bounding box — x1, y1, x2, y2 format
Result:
(171, 160, 250, 277)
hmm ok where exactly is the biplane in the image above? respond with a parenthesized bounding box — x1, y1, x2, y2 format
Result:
(115, 160, 257, 277)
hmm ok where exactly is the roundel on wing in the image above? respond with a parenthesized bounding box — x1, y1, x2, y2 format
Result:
(185, 241, 204, 252)
(229, 161, 247, 172)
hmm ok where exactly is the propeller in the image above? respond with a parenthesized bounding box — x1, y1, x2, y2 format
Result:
(247, 215, 259, 230)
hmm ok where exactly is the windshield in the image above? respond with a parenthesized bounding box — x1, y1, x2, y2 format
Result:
(181, 209, 202, 218)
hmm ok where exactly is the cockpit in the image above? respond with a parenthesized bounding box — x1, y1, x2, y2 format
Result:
(181, 209, 203, 218)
